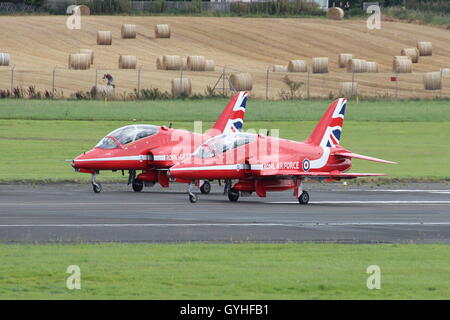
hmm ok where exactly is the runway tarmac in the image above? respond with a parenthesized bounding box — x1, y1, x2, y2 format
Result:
(1, 182, 450, 244)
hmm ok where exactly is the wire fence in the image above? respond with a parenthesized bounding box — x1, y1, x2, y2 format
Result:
(0, 65, 449, 100)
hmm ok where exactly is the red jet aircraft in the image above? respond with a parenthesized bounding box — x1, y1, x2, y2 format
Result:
(72, 91, 249, 193)
(169, 98, 396, 204)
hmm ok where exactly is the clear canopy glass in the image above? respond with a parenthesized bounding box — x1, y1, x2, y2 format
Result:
(96, 125, 158, 149)
(194, 133, 255, 158)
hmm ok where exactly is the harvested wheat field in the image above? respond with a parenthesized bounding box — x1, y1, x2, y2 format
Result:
(1, 16, 450, 99)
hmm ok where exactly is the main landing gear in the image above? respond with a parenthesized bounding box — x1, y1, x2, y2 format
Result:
(91, 173, 102, 193)
(132, 179, 144, 192)
(200, 181, 211, 194)
(298, 191, 309, 205)
(228, 188, 240, 202)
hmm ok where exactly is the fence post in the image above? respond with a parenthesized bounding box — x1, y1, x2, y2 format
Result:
(95, 68, 98, 87)
(307, 68, 310, 99)
(137, 67, 142, 98)
(265, 67, 269, 100)
(52, 66, 57, 98)
(222, 65, 226, 96)
(351, 70, 355, 98)
(395, 72, 399, 100)
(10, 65, 15, 93)
(439, 69, 443, 99)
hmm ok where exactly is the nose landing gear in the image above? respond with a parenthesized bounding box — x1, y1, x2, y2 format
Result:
(187, 182, 198, 203)
(91, 173, 102, 193)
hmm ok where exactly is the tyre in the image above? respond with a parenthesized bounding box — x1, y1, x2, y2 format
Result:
(189, 194, 198, 203)
(132, 179, 144, 192)
(298, 191, 309, 205)
(228, 188, 240, 202)
(200, 181, 211, 194)
(93, 183, 102, 193)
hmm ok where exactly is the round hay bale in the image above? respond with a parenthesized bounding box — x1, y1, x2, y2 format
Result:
(97, 31, 112, 45)
(272, 65, 288, 72)
(423, 72, 441, 90)
(288, 60, 307, 72)
(79, 49, 94, 64)
(181, 57, 188, 70)
(163, 55, 182, 70)
(171, 78, 192, 96)
(347, 59, 367, 73)
(440, 68, 450, 77)
(68, 53, 91, 70)
(401, 48, 419, 63)
(327, 7, 344, 20)
(78, 5, 90, 15)
(366, 61, 379, 73)
(91, 85, 115, 99)
(338, 53, 353, 68)
(312, 57, 329, 74)
(205, 59, 215, 71)
(0, 53, 10, 66)
(341, 82, 357, 97)
(155, 24, 170, 38)
(187, 56, 206, 71)
(156, 56, 165, 70)
(121, 24, 137, 39)
(119, 55, 137, 69)
(229, 73, 253, 91)
(392, 56, 412, 73)
(417, 41, 432, 56)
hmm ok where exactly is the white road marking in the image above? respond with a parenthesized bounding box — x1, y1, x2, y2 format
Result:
(269, 201, 450, 205)
(0, 222, 449, 228)
(344, 189, 450, 193)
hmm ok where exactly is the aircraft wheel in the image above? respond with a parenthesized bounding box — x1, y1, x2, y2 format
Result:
(132, 179, 144, 192)
(228, 188, 240, 202)
(298, 191, 309, 205)
(200, 181, 211, 194)
(189, 194, 198, 203)
(93, 182, 102, 194)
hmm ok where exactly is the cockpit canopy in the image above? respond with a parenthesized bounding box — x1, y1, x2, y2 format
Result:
(194, 133, 255, 158)
(95, 125, 158, 149)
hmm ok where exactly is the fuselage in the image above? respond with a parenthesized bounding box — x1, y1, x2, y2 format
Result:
(169, 133, 352, 181)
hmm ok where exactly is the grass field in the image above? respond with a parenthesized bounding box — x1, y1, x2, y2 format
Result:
(1, 119, 449, 181)
(0, 98, 449, 122)
(0, 243, 449, 299)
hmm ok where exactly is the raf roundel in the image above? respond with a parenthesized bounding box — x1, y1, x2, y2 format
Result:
(302, 159, 310, 172)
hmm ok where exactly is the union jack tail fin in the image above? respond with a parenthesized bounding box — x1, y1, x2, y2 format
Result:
(305, 98, 347, 147)
(209, 91, 248, 136)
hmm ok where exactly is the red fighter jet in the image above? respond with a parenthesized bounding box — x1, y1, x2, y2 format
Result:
(169, 98, 396, 204)
(72, 91, 249, 193)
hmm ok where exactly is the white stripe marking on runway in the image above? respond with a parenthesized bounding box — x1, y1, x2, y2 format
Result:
(0, 222, 449, 228)
(268, 201, 450, 204)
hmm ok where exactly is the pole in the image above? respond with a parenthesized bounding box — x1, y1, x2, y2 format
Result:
(307, 68, 310, 99)
(222, 65, 226, 96)
(137, 67, 142, 98)
(439, 69, 443, 99)
(351, 70, 355, 98)
(95, 68, 98, 87)
(10, 65, 15, 93)
(265, 67, 269, 100)
(52, 67, 57, 99)
(396, 72, 399, 100)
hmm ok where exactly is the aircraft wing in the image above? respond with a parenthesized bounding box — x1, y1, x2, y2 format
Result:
(253, 168, 385, 179)
(332, 151, 397, 164)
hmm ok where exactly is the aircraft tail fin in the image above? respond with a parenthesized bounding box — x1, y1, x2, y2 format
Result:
(305, 98, 347, 147)
(209, 91, 248, 136)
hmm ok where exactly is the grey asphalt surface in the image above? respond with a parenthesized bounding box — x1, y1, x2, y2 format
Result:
(0, 182, 450, 244)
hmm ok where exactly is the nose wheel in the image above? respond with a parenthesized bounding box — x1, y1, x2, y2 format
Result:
(298, 191, 309, 205)
(91, 173, 102, 193)
(187, 182, 198, 203)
